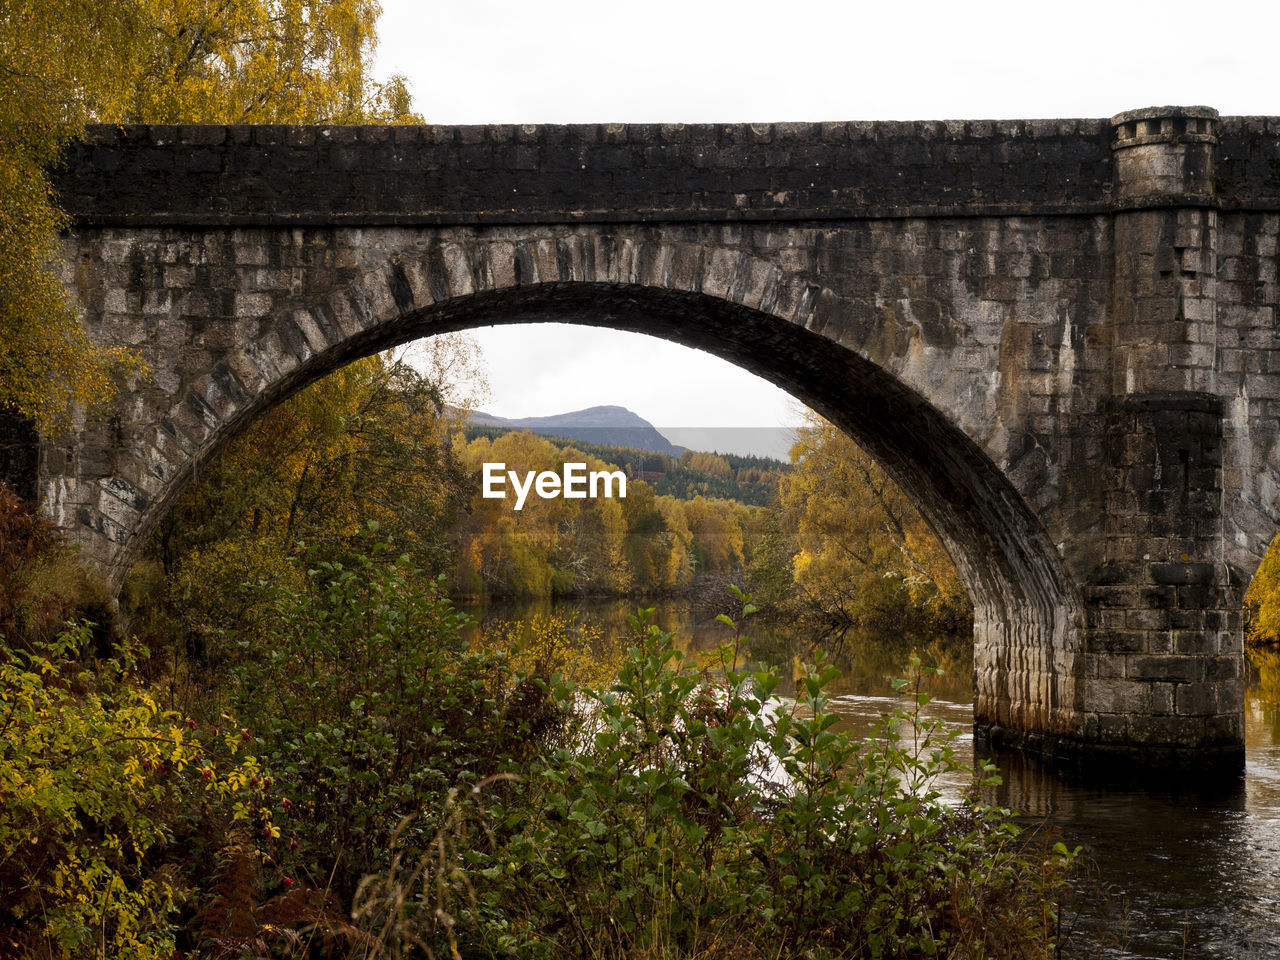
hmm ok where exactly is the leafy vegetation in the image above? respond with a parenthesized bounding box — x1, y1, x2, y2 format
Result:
(216, 534, 549, 906)
(0, 485, 269, 960)
(1246, 542, 1280, 646)
(750, 416, 973, 650)
(131, 352, 468, 652)
(342, 590, 1076, 959)
(0, 484, 112, 646)
(0, 628, 270, 960)
(0, 0, 417, 430)
(483, 612, 631, 689)
(2, 468, 1072, 957)
(139, 368, 975, 669)
(450, 429, 756, 598)
(656, 450, 788, 506)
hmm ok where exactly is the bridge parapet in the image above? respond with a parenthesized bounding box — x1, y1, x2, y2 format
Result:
(56, 118, 1116, 226)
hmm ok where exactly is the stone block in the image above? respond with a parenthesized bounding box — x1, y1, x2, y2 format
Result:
(1087, 630, 1146, 654)
(1126, 655, 1203, 683)
(1149, 561, 1216, 586)
(1172, 631, 1219, 655)
(1168, 608, 1205, 630)
(1083, 677, 1150, 714)
(1150, 683, 1175, 715)
(1175, 682, 1219, 717)
(1128, 714, 1204, 747)
(1097, 713, 1128, 742)
(1126, 609, 1169, 630)
(234, 293, 273, 318)
(1205, 713, 1243, 745)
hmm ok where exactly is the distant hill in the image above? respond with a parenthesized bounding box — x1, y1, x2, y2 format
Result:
(457, 405, 790, 506)
(466, 405, 686, 457)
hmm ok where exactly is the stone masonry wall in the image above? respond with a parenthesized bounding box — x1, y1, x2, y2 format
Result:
(46, 214, 1103, 759)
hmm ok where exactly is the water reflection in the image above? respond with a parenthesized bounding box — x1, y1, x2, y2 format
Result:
(461, 597, 1280, 960)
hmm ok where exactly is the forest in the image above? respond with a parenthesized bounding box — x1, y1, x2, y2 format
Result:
(3, 2, 1276, 958)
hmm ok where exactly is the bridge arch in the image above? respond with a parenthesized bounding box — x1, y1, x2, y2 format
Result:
(46, 226, 1081, 745)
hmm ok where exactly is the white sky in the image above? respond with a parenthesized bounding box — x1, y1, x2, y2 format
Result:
(375, 0, 1280, 457)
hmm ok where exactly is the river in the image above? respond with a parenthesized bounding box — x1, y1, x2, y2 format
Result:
(459, 596, 1280, 960)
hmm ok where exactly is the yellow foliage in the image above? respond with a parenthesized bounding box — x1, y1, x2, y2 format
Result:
(0, 0, 152, 427)
(682, 494, 746, 574)
(1250, 646, 1280, 702)
(144, 352, 470, 667)
(0, 626, 264, 959)
(118, 0, 420, 125)
(777, 415, 971, 634)
(450, 431, 760, 597)
(683, 450, 733, 480)
(168, 534, 305, 635)
(453, 432, 643, 597)
(1245, 539, 1280, 645)
(653, 496, 695, 587)
(0, 0, 417, 430)
(484, 613, 629, 690)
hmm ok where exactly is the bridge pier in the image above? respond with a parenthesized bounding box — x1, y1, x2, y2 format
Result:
(1076, 392, 1245, 761)
(971, 108, 1247, 767)
(1085, 108, 1242, 762)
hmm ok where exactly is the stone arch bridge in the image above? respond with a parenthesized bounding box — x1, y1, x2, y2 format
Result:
(9, 105, 1280, 766)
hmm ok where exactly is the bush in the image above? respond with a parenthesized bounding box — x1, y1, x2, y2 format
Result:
(483, 612, 630, 689)
(0, 482, 111, 646)
(360, 592, 1075, 960)
(0, 625, 265, 959)
(222, 528, 560, 905)
(3, 513, 1072, 959)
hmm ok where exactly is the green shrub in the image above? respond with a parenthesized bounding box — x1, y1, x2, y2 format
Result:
(359, 590, 1075, 960)
(0, 482, 111, 646)
(223, 528, 560, 905)
(0, 625, 265, 959)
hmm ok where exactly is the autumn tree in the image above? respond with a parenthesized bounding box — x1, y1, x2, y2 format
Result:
(117, 0, 419, 125)
(769, 416, 972, 643)
(451, 431, 636, 597)
(680, 494, 745, 574)
(448, 423, 778, 599)
(144, 353, 467, 653)
(0, 0, 417, 431)
(650, 495, 696, 589)
(0, 1, 151, 429)
(1245, 539, 1280, 645)
(681, 450, 734, 481)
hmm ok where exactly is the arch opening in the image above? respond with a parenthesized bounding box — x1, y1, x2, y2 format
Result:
(83, 276, 1082, 743)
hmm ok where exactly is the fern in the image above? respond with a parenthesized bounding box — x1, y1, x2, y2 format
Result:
(195, 838, 375, 958)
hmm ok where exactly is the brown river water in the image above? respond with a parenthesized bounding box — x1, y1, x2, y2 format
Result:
(460, 596, 1280, 960)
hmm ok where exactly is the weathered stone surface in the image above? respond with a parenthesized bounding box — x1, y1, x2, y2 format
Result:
(16, 106, 1280, 766)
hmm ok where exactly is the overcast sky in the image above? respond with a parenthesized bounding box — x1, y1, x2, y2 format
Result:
(374, 0, 1279, 458)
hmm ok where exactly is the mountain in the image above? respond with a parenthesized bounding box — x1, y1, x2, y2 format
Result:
(465, 405, 685, 456)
